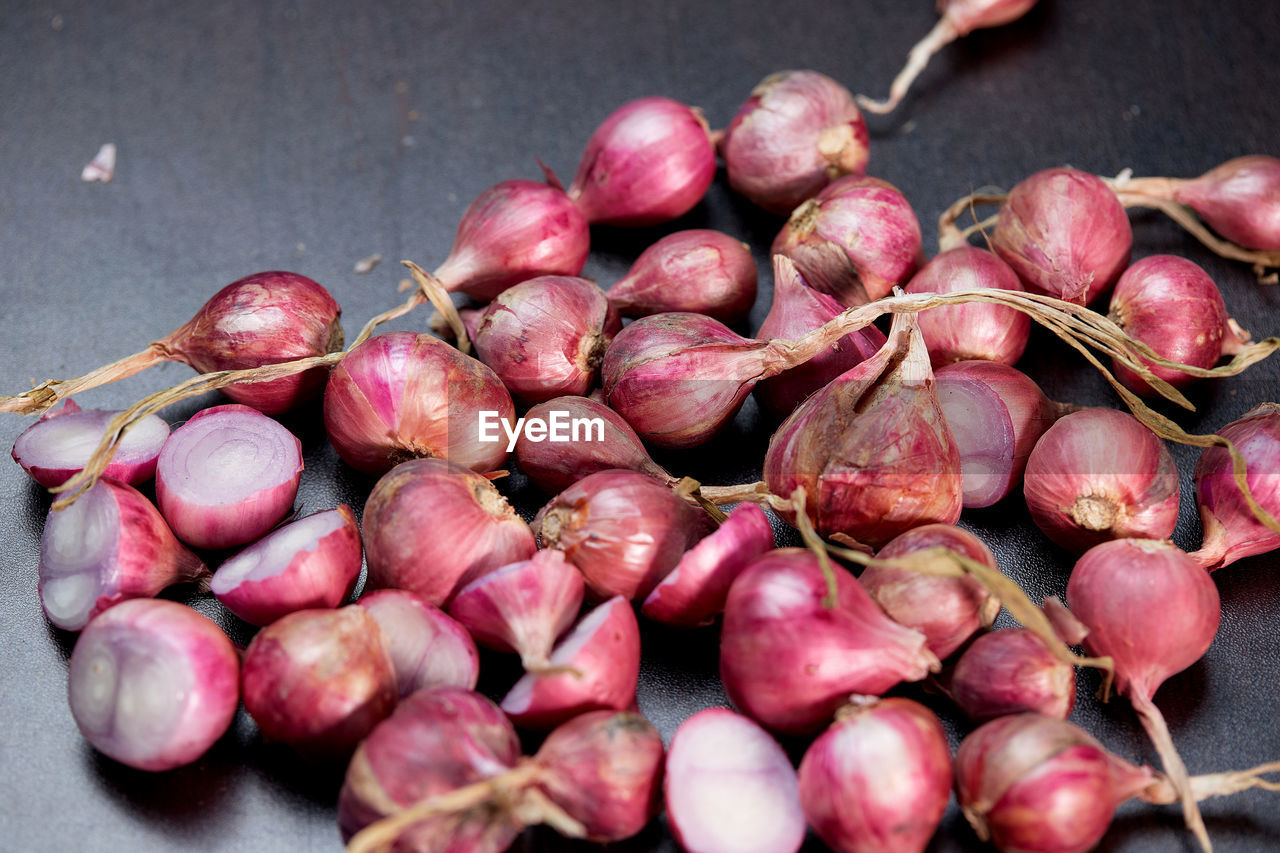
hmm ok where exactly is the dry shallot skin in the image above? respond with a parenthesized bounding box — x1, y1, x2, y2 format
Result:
(720, 549, 940, 735)
(1022, 408, 1179, 553)
(934, 360, 1060, 508)
(1192, 403, 1280, 570)
(538, 469, 713, 601)
(763, 311, 962, 549)
(240, 606, 398, 761)
(447, 549, 585, 669)
(500, 596, 641, 730)
(471, 275, 621, 404)
(534, 710, 666, 842)
(942, 0, 1039, 34)
(12, 400, 170, 488)
(771, 175, 924, 308)
(39, 478, 207, 631)
(431, 178, 591, 302)
(602, 312, 772, 449)
(362, 458, 535, 606)
(798, 698, 952, 853)
(754, 253, 886, 419)
(720, 70, 870, 215)
(568, 96, 717, 227)
(992, 167, 1133, 305)
(322, 331, 515, 475)
(664, 708, 805, 853)
(950, 628, 1076, 722)
(861, 523, 1000, 661)
(356, 589, 480, 697)
(1108, 254, 1241, 394)
(906, 246, 1030, 367)
(607, 229, 759, 324)
(67, 599, 240, 772)
(641, 502, 777, 627)
(337, 687, 522, 844)
(513, 396, 676, 493)
(1171, 155, 1280, 250)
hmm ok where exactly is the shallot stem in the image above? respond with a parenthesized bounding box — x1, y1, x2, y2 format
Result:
(856, 17, 960, 115)
(402, 261, 471, 354)
(672, 476, 728, 524)
(937, 191, 1009, 252)
(0, 343, 170, 415)
(1185, 761, 1280, 800)
(1131, 691, 1212, 853)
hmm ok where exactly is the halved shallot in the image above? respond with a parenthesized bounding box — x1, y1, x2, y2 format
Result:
(12, 400, 169, 487)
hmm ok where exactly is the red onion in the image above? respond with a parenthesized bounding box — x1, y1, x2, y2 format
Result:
(720, 70, 869, 215)
(154, 403, 302, 550)
(1023, 408, 1179, 552)
(12, 400, 169, 487)
(720, 549, 939, 734)
(448, 549, 585, 670)
(1191, 403, 1280, 570)
(513, 396, 676, 493)
(664, 708, 804, 853)
(362, 458, 535, 606)
(993, 167, 1133, 305)
(935, 360, 1061, 508)
(1067, 538, 1221, 851)
(754, 254, 885, 418)
(209, 505, 361, 626)
(0, 271, 343, 416)
(471, 275, 621, 403)
(241, 606, 398, 760)
(431, 178, 591, 302)
(323, 332, 515, 475)
(500, 595, 641, 730)
(861, 523, 1000, 660)
(356, 590, 480, 696)
(1108, 254, 1246, 394)
(950, 628, 1076, 721)
(67, 599, 239, 771)
(537, 469, 712, 600)
(906, 246, 1030, 366)
(798, 698, 952, 853)
(1126, 156, 1280, 251)
(772, 175, 924, 307)
(567, 96, 716, 227)
(39, 479, 206, 631)
(642, 503, 776, 627)
(607, 229, 758, 324)
(764, 311, 962, 549)
(856, 0, 1039, 115)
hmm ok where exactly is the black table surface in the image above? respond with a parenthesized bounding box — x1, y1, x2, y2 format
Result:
(3, 1, 1279, 850)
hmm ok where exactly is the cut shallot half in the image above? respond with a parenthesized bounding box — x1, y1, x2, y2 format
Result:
(12, 400, 169, 488)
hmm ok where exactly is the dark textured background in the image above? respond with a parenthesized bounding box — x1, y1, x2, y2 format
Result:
(2, 1, 1279, 850)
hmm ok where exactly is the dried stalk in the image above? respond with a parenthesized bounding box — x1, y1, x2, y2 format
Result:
(0, 344, 171, 415)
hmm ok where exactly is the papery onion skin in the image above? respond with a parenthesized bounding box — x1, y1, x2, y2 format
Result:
(362, 458, 535, 606)
(950, 628, 1076, 721)
(67, 599, 239, 772)
(323, 331, 515, 475)
(906, 246, 1030, 367)
(608, 229, 758, 324)
(240, 606, 398, 760)
(472, 275, 621, 404)
(431, 179, 591, 302)
(720, 549, 939, 734)
(1191, 403, 1280, 570)
(721, 70, 869, 215)
(1023, 408, 1179, 553)
(568, 96, 716, 227)
(1172, 155, 1280, 250)
(798, 698, 952, 853)
(155, 403, 303, 550)
(356, 589, 480, 696)
(771, 175, 924, 308)
(992, 167, 1132, 305)
(862, 523, 1000, 660)
(12, 400, 170, 488)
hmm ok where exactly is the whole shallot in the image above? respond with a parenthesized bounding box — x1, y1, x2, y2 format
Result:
(1190, 403, 1280, 570)
(607, 229, 758, 324)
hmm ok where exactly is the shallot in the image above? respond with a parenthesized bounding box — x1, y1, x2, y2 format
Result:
(67, 599, 239, 771)
(906, 246, 1030, 367)
(356, 590, 480, 696)
(607, 229, 758, 324)
(155, 403, 303, 550)
(1023, 408, 1178, 552)
(39, 478, 206, 631)
(719, 70, 869, 214)
(949, 628, 1076, 721)
(1190, 403, 1280, 570)
(11, 400, 169, 487)
(362, 458, 535, 606)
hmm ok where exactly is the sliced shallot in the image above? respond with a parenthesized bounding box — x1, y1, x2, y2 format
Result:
(12, 400, 169, 487)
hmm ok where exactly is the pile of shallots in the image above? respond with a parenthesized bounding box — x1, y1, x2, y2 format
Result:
(8, 20, 1280, 853)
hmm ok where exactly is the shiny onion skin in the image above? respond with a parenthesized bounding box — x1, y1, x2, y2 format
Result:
(356, 590, 481, 697)
(720, 70, 870, 215)
(906, 246, 1030, 367)
(1169, 155, 1280, 250)
(323, 331, 515, 475)
(950, 628, 1076, 721)
(1191, 403, 1280, 569)
(607, 229, 758, 324)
